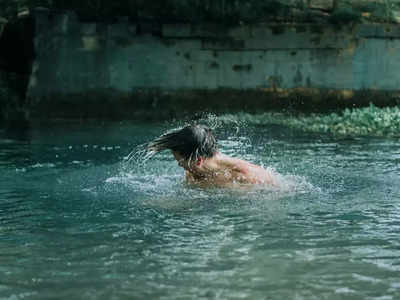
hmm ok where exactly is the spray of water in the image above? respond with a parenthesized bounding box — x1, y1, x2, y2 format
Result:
(112, 113, 317, 208)
(122, 113, 229, 170)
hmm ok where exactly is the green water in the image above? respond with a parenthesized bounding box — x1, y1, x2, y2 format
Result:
(1, 111, 400, 299)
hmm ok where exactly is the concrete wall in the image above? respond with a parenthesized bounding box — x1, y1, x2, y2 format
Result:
(26, 9, 400, 118)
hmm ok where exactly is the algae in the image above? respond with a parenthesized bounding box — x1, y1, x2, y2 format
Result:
(220, 104, 400, 137)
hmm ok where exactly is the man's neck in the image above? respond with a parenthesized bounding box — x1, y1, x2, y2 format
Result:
(188, 153, 230, 179)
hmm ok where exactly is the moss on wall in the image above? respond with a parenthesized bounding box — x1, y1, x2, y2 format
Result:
(1, 1, 400, 24)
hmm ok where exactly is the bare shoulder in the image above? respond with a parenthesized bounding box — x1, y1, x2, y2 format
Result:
(219, 154, 259, 172)
(219, 154, 279, 185)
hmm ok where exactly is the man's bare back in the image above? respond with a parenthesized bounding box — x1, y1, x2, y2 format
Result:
(182, 152, 279, 187)
(148, 124, 280, 188)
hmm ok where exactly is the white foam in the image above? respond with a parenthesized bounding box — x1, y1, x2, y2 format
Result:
(31, 163, 56, 169)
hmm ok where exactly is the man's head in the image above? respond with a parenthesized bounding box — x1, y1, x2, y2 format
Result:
(148, 125, 218, 169)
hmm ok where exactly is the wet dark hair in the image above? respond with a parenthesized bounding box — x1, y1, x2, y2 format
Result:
(148, 125, 218, 160)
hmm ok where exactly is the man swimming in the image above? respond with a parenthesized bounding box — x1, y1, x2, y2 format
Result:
(147, 124, 280, 188)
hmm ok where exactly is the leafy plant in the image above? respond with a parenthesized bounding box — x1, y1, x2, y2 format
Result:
(220, 104, 400, 137)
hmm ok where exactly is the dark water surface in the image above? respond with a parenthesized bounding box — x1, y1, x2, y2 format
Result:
(1, 119, 400, 300)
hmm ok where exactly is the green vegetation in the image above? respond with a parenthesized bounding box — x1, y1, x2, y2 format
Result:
(1, 1, 400, 24)
(220, 104, 400, 137)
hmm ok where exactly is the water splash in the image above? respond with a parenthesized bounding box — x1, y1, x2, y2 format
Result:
(123, 142, 154, 168)
(116, 112, 317, 207)
(122, 114, 229, 170)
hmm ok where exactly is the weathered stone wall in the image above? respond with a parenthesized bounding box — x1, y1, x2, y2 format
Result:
(4, 2, 400, 121)
(25, 8, 400, 119)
